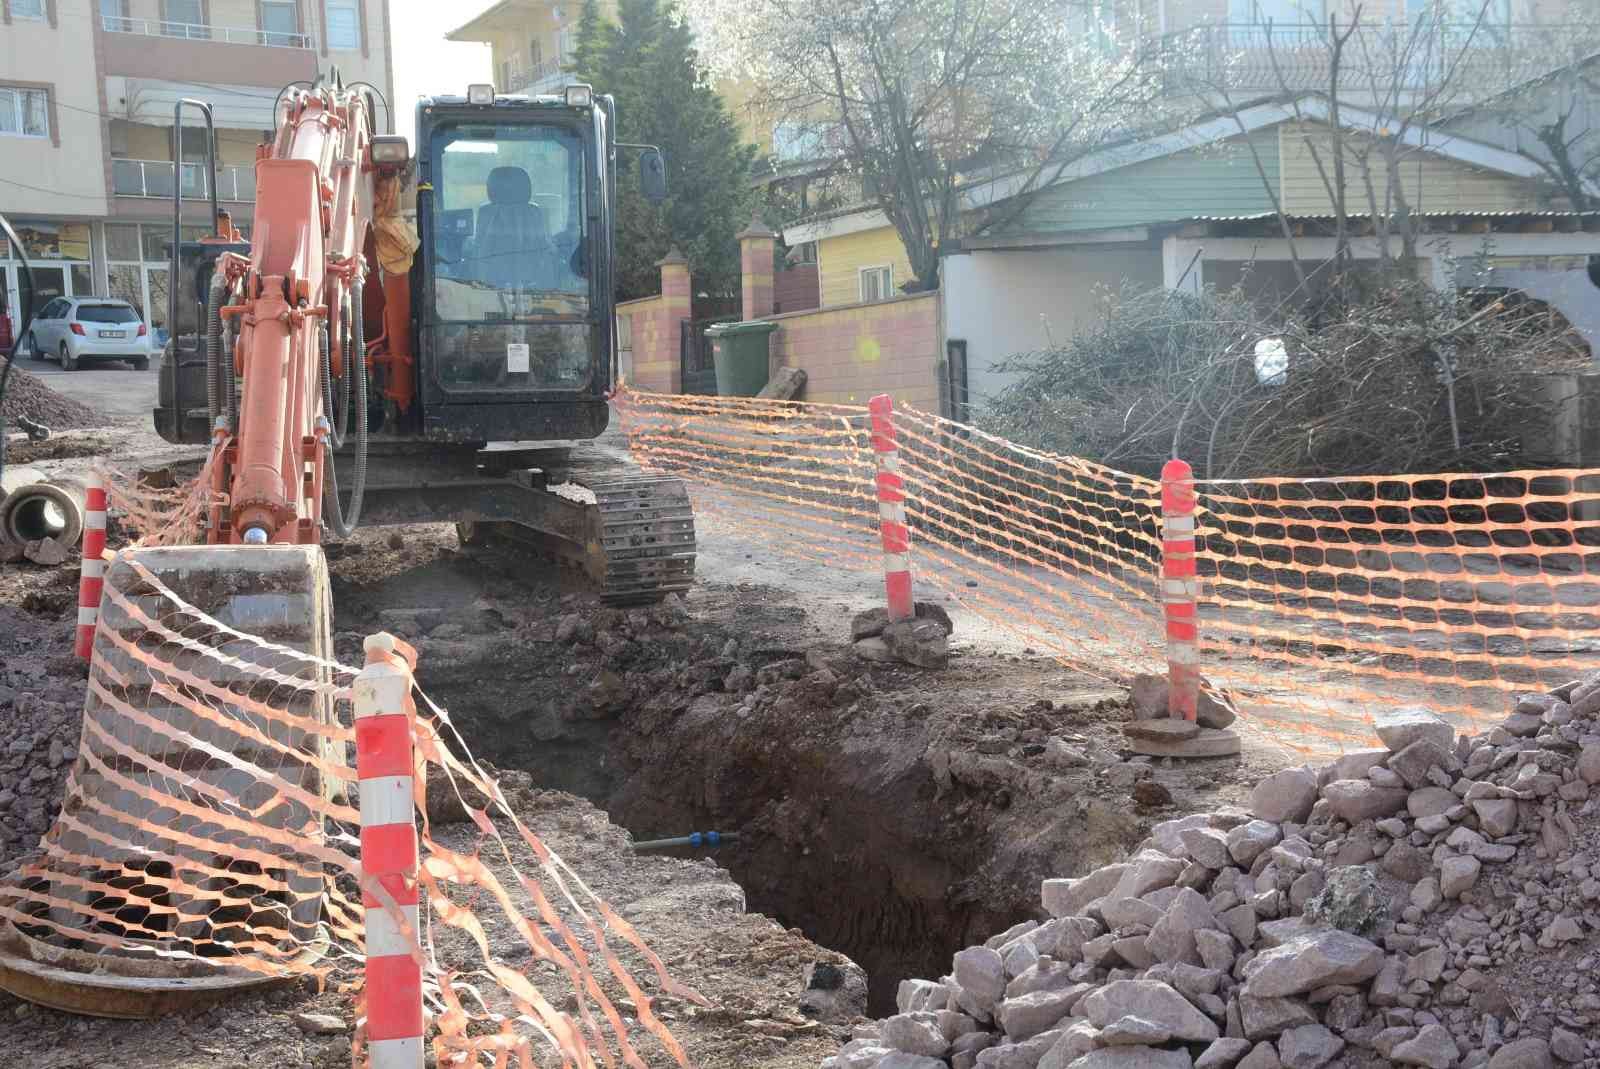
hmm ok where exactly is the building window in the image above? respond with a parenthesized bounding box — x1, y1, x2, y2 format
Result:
(0, 86, 50, 139)
(162, 0, 207, 38)
(326, 0, 359, 49)
(10, 0, 45, 20)
(261, 0, 299, 47)
(530, 37, 543, 70)
(859, 264, 893, 303)
(100, 0, 133, 32)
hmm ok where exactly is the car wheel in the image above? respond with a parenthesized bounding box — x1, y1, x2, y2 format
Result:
(132, 356, 150, 371)
(60, 343, 77, 371)
(26, 332, 41, 360)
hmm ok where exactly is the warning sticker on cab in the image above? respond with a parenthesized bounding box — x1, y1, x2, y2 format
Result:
(507, 343, 530, 374)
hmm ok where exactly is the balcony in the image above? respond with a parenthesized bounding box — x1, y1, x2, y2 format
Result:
(111, 159, 257, 203)
(1151, 21, 1597, 99)
(102, 15, 315, 50)
(513, 59, 575, 96)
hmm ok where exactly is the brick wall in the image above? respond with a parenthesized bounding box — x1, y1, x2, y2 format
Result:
(765, 292, 942, 409)
(616, 294, 674, 393)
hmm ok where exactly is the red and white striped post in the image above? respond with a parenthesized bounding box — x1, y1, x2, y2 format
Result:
(354, 632, 425, 1068)
(1160, 459, 1200, 722)
(868, 394, 915, 622)
(74, 476, 109, 661)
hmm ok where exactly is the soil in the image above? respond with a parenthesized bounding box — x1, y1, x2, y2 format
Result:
(0, 399, 1287, 1066)
(0, 358, 98, 431)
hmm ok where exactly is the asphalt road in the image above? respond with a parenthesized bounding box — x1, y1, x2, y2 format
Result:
(13, 344, 159, 426)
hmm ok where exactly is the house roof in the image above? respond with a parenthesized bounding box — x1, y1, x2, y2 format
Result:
(947, 209, 1600, 253)
(446, 0, 547, 42)
(781, 94, 1593, 246)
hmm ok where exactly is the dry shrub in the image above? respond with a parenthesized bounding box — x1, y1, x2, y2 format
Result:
(982, 273, 1590, 480)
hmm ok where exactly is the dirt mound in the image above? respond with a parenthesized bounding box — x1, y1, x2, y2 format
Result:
(831, 692, 1600, 1069)
(1, 357, 98, 431)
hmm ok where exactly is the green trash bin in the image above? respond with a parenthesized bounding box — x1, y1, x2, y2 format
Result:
(705, 320, 780, 397)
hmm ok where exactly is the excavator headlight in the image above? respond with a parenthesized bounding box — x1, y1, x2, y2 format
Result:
(467, 83, 495, 106)
(370, 136, 409, 166)
(564, 84, 593, 108)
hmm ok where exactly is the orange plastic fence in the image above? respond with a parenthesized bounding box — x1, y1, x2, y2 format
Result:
(0, 500, 699, 1066)
(614, 386, 1600, 753)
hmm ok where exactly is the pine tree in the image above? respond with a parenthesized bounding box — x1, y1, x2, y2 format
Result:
(579, 0, 757, 301)
(568, 0, 606, 79)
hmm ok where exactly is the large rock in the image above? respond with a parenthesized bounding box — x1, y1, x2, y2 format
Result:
(1038, 1022, 1100, 1069)
(1277, 1024, 1344, 1069)
(1374, 708, 1454, 754)
(1242, 930, 1385, 997)
(1145, 888, 1217, 966)
(1237, 995, 1317, 1040)
(883, 618, 950, 669)
(1080, 980, 1219, 1043)
(880, 1014, 951, 1058)
(1302, 867, 1385, 937)
(1238, 1043, 1284, 1069)
(1389, 739, 1455, 790)
(999, 987, 1085, 1041)
(1487, 1039, 1553, 1069)
(1473, 798, 1519, 838)
(879, 1055, 948, 1069)
(1391, 1024, 1460, 1069)
(1227, 821, 1282, 866)
(1577, 744, 1600, 786)
(977, 1028, 1066, 1069)
(1043, 865, 1127, 919)
(954, 947, 1007, 1015)
(1251, 768, 1318, 824)
(1439, 855, 1481, 899)
(898, 979, 951, 1014)
(1320, 780, 1409, 823)
(1327, 749, 1389, 784)
(1195, 1039, 1254, 1069)
(1061, 1049, 1194, 1069)
(1109, 851, 1185, 901)
(1180, 827, 1234, 870)
(1406, 787, 1458, 819)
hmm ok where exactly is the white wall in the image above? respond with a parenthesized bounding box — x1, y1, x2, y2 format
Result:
(942, 246, 1163, 406)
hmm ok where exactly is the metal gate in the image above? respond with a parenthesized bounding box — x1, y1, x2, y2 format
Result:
(680, 295, 739, 395)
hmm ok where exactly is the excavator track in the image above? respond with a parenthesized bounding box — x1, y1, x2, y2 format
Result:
(582, 472, 697, 604)
(453, 442, 696, 606)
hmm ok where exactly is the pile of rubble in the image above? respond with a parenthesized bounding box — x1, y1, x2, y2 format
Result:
(826, 690, 1600, 1069)
(0, 357, 97, 430)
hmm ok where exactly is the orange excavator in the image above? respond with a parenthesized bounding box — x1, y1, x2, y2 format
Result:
(147, 74, 693, 616)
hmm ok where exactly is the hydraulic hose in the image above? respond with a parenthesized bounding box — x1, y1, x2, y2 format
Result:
(205, 270, 227, 425)
(322, 276, 368, 538)
(318, 321, 342, 449)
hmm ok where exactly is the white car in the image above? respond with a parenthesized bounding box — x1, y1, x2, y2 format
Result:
(25, 297, 152, 371)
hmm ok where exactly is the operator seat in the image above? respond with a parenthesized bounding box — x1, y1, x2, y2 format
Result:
(472, 166, 550, 288)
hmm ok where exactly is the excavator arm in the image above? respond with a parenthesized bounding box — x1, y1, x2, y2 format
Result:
(207, 77, 411, 545)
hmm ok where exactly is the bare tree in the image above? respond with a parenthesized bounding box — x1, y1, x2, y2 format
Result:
(688, 0, 1194, 292)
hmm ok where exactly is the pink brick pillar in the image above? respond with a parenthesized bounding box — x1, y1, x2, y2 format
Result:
(656, 247, 691, 394)
(737, 212, 777, 322)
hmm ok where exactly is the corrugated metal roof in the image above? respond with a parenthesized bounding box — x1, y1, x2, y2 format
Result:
(1178, 209, 1600, 223)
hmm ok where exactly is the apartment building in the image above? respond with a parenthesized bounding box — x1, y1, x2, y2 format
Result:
(445, 0, 771, 147)
(1, 0, 394, 342)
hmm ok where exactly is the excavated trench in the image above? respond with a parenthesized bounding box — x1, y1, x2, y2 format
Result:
(348, 565, 1153, 1016)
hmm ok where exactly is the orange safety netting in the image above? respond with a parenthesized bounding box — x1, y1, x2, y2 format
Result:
(0, 470, 701, 1065)
(613, 386, 1600, 754)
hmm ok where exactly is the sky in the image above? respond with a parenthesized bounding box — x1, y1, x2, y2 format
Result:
(390, 0, 498, 146)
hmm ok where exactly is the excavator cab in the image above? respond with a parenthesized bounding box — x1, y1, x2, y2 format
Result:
(404, 85, 664, 443)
